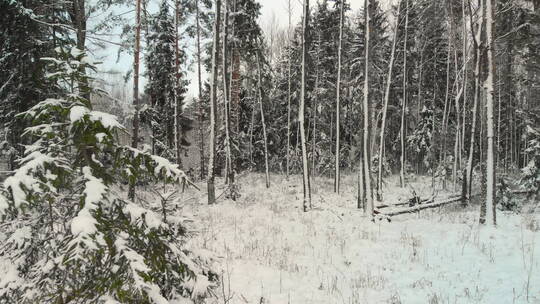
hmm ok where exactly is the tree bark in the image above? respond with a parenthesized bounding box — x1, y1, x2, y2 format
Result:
(222, 0, 235, 190)
(399, 0, 409, 188)
(286, 0, 292, 179)
(377, 0, 401, 201)
(334, 0, 344, 194)
(300, 0, 312, 212)
(466, 0, 481, 201)
(362, 0, 374, 215)
(207, 0, 221, 205)
(128, 0, 141, 201)
(196, 0, 205, 180)
(483, 0, 496, 225)
(174, 0, 182, 168)
(256, 52, 270, 188)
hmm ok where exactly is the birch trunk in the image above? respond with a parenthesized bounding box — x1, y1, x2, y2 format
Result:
(300, 0, 311, 211)
(466, 0, 481, 201)
(196, 0, 205, 180)
(334, 0, 344, 193)
(128, 0, 141, 201)
(222, 0, 234, 189)
(399, 0, 409, 188)
(311, 72, 319, 179)
(363, 0, 374, 215)
(286, 0, 292, 179)
(483, 0, 496, 225)
(174, 0, 182, 168)
(207, 0, 221, 205)
(256, 52, 270, 188)
(461, 0, 468, 151)
(376, 0, 401, 201)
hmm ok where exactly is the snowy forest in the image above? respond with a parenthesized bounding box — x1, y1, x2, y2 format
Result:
(0, 0, 539, 302)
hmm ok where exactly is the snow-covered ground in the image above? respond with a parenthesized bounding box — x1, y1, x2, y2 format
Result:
(176, 173, 539, 304)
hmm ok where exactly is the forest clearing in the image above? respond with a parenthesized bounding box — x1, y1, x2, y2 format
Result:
(171, 173, 539, 303)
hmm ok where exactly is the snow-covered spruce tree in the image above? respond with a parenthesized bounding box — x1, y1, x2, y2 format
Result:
(144, 0, 190, 162)
(521, 112, 540, 199)
(0, 47, 216, 303)
(220, 0, 265, 175)
(0, 0, 65, 166)
(407, 106, 434, 175)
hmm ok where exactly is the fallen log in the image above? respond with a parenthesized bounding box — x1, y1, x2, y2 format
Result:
(376, 192, 461, 209)
(376, 199, 427, 209)
(510, 189, 535, 195)
(379, 195, 463, 217)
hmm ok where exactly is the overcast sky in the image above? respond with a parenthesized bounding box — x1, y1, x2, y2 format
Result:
(260, 0, 363, 28)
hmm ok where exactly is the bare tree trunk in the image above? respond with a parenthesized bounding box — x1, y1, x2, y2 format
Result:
(466, 0, 482, 201)
(196, 0, 205, 180)
(334, 0, 344, 193)
(461, 0, 468, 151)
(449, 10, 463, 192)
(229, 0, 240, 135)
(256, 52, 270, 188)
(377, 0, 401, 201)
(174, 0, 182, 168)
(417, 42, 426, 123)
(483, 0, 496, 225)
(300, 0, 311, 212)
(249, 94, 255, 168)
(286, 0, 292, 179)
(362, 0, 374, 215)
(497, 68, 501, 172)
(222, 0, 234, 190)
(128, 0, 141, 201)
(207, 0, 221, 205)
(69, 0, 89, 101)
(440, 25, 452, 191)
(399, 0, 409, 188)
(358, 136, 366, 210)
(311, 73, 319, 179)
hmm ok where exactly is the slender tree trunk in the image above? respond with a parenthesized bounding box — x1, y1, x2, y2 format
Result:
(207, 0, 221, 205)
(362, 0, 374, 215)
(311, 73, 319, 179)
(461, 0, 468, 152)
(417, 42, 426, 122)
(497, 68, 501, 169)
(286, 0, 292, 179)
(300, 0, 311, 212)
(128, 0, 141, 201)
(222, 0, 235, 190)
(466, 0, 481, 201)
(399, 0, 409, 188)
(174, 0, 182, 167)
(69, 0, 89, 101)
(256, 52, 270, 188)
(449, 11, 463, 192)
(229, 0, 240, 135)
(196, 0, 205, 180)
(483, 0, 496, 225)
(358, 135, 366, 210)
(377, 0, 401, 201)
(249, 94, 255, 168)
(334, 0, 344, 193)
(467, 53, 481, 200)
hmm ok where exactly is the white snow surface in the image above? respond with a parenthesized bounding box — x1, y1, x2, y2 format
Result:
(178, 173, 539, 304)
(70, 105, 123, 130)
(70, 105, 88, 123)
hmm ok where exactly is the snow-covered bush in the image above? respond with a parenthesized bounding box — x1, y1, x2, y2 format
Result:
(497, 178, 520, 211)
(521, 125, 540, 198)
(0, 47, 216, 303)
